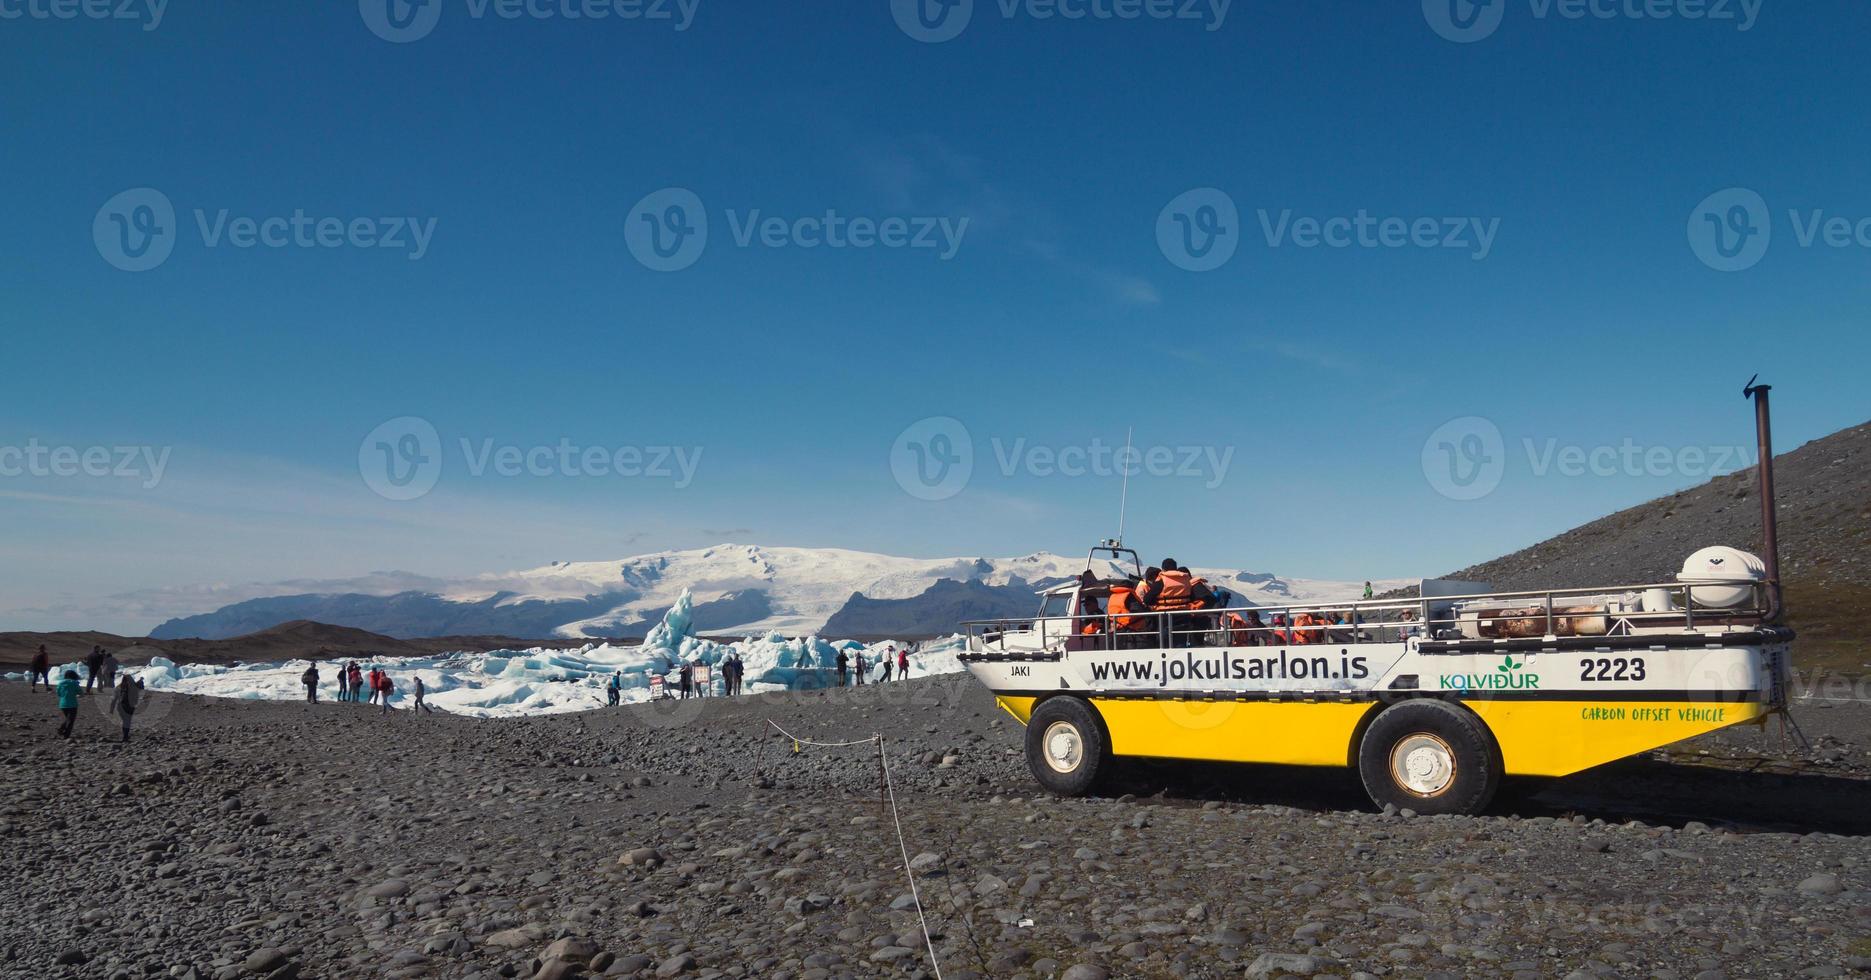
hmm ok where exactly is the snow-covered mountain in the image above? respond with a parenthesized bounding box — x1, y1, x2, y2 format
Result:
(149, 544, 1415, 641)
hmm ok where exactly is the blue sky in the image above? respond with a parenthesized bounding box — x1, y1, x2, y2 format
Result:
(3, 1, 1868, 632)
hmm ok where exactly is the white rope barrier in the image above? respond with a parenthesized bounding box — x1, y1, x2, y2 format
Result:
(764, 718, 944, 979)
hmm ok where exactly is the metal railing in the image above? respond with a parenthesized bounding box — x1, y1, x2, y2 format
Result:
(963, 580, 1773, 654)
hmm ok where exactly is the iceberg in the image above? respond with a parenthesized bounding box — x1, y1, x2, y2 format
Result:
(106, 588, 967, 719)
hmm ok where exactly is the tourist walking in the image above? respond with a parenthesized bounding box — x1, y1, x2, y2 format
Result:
(99, 650, 120, 689)
(85, 646, 106, 693)
(379, 673, 395, 714)
(881, 648, 894, 683)
(30, 645, 51, 692)
(110, 675, 143, 742)
(898, 647, 910, 681)
(412, 675, 433, 714)
(55, 670, 81, 737)
(302, 664, 320, 703)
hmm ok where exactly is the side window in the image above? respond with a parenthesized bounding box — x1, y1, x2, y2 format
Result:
(1039, 593, 1072, 618)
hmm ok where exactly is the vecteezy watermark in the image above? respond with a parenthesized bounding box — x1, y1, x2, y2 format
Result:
(1422, 416, 1755, 500)
(94, 188, 437, 272)
(624, 187, 969, 272)
(359, 417, 704, 501)
(891, 0, 1229, 43)
(1422, 0, 1761, 44)
(890, 417, 1233, 501)
(1156, 187, 1239, 273)
(0, 439, 172, 490)
(1157, 188, 1499, 271)
(0, 0, 167, 31)
(1688, 186, 1871, 273)
(359, 0, 699, 43)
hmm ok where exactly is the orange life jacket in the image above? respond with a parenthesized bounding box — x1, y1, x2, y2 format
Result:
(1153, 569, 1196, 610)
(1293, 613, 1323, 645)
(1224, 612, 1251, 645)
(1109, 586, 1146, 631)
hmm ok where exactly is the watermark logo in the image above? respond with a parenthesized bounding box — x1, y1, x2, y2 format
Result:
(360, 0, 443, 41)
(0, 440, 172, 490)
(0, 0, 167, 30)
(892, 0, 1227, 41)
(891, 420, 1233, 500)
(359, 417, 704, 500)
(1422, 416, 1505, 502)
(1422, 0, 1504, 43)
(1156, 189, 1500, 270)
(625, 188, 970, 271)
(360, 0, 699, 42)
(1688, 187, 1770, 272)
(94, 188, 438, 271)
(1423, 417, 1756, 500)
(94, 188, 177, 273)
(891, 416, 973, 501)
(360, 417, 444, 501)
(891, 0, 972, 42)
(626, 187, 709, 272)
(1157, 187, 1238, 272)
(1424, 0, 1760, 44)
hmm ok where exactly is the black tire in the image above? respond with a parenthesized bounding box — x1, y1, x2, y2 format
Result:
(1357, 699, 1501, 816)
(1025, 697, 1110, 797)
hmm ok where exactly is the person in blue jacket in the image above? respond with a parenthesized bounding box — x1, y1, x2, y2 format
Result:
(55, 670, 81, 738)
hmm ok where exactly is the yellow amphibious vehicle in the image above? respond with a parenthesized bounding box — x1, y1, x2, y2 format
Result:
(960, 384, 1796, 815)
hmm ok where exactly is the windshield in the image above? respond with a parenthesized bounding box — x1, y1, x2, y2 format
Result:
(1038, 592, 1073, 618)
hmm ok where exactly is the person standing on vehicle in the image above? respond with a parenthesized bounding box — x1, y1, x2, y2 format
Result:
(1363, 581, 1374, 601)
(55, 670, 81, 737)
(30, 645, 52, 692)
(302, 663, 320, 703)
(110, 674, 143, 742)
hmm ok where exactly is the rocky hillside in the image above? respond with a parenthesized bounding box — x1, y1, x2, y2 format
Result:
(1445, 421, 1870, 592)
(1441, 420, 1871, 673)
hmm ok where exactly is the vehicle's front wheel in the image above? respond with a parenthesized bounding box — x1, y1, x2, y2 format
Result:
(1357, 699, 1501, 815)
(1024, 697, 1109, 797)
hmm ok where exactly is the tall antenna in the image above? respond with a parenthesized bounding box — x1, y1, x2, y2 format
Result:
(1115, 426, 1133, 546)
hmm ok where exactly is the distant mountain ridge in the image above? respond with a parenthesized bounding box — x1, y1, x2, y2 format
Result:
(149, 544, 1407, 641)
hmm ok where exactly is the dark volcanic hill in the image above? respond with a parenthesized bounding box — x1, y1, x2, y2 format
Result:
(1438, 420, 1870, 672)
(1443, 421, 1870, 592)
(0, 620, 595, 670)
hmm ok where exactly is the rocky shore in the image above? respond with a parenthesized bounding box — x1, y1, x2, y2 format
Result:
(4, 677, 1870, 979)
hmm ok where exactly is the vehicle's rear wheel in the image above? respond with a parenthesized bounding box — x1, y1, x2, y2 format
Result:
(1357, 699, 1500, 815)
(1025, 697, 1109, 797)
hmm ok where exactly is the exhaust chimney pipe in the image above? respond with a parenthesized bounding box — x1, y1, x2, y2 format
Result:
(1743, 376, 1782, 622)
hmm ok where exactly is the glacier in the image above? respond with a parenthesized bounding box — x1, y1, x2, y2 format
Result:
(98, 589, 966, 718)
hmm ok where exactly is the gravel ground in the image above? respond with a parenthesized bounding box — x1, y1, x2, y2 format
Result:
(4, 676, 1871, 979)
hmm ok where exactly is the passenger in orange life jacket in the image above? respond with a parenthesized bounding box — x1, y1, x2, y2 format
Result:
(1149, 559, 1217, 647)
(1106, 579, 1152, 649)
